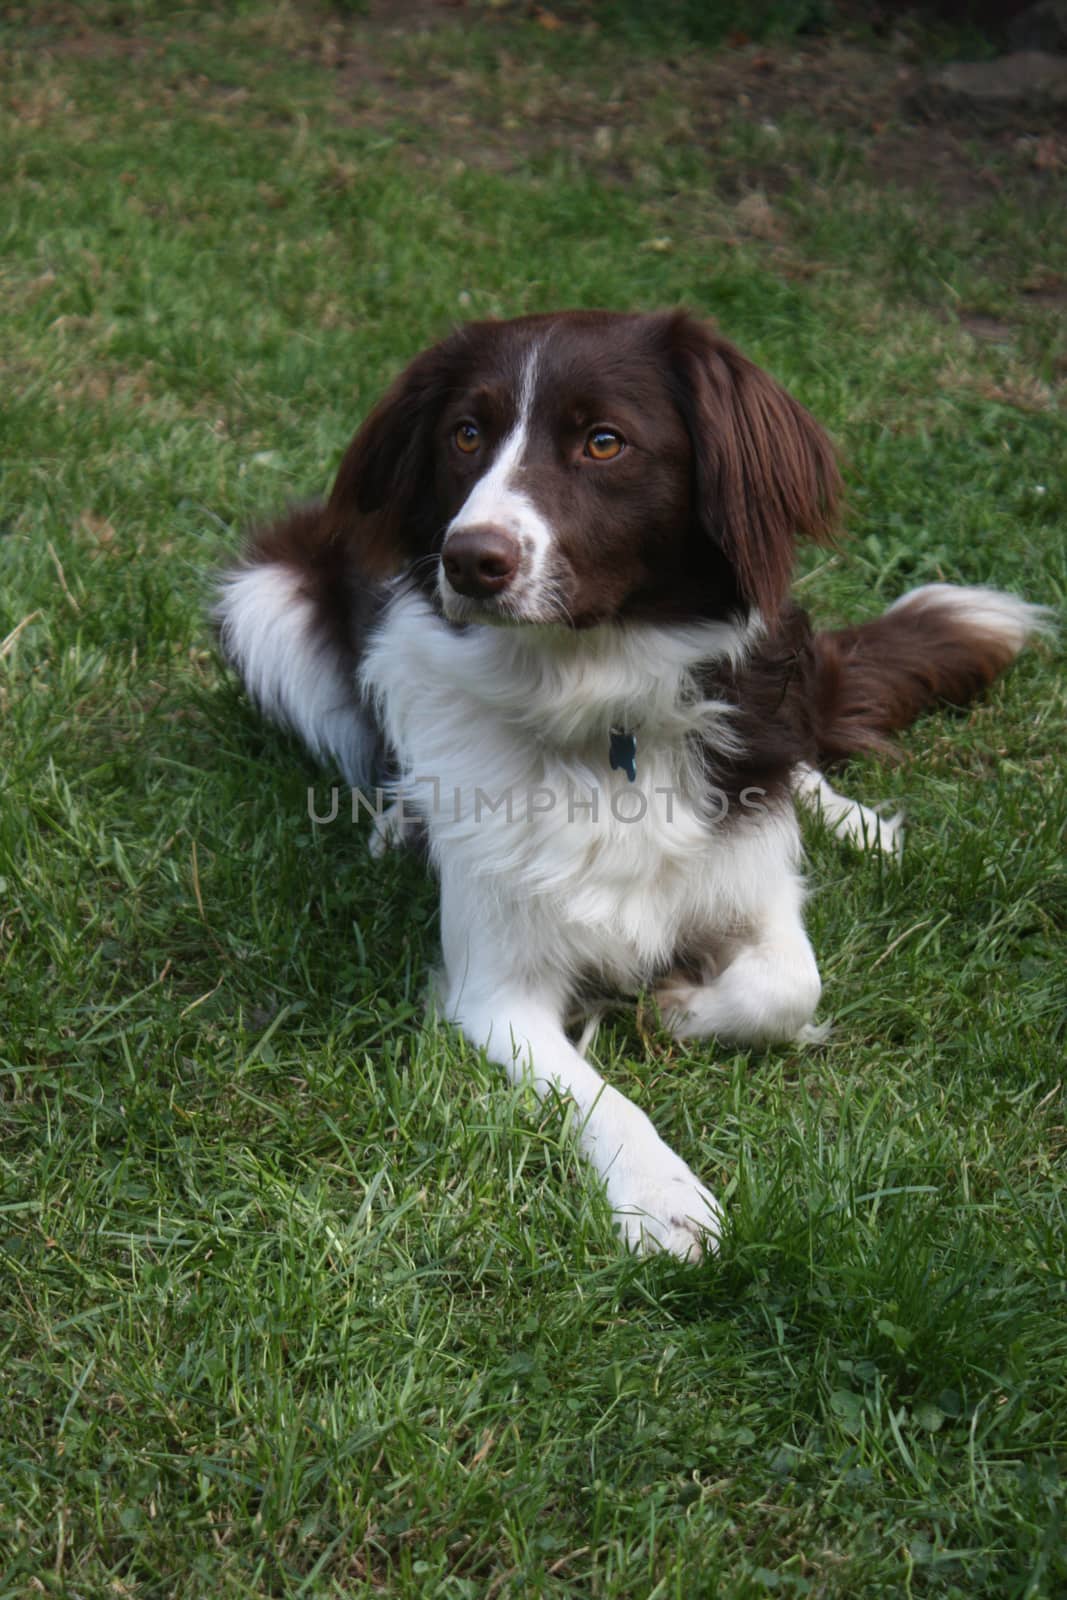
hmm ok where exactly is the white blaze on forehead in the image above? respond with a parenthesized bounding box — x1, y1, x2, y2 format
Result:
(444, 345, 553, 575)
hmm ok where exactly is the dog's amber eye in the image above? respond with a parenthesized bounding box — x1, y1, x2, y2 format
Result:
(585, 428, 624, 461)
(454, 421, 481, 454)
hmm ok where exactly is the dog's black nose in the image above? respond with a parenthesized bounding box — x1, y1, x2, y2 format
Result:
(442, 526, 521, 598)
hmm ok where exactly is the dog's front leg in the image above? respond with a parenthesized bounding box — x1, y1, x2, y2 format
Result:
(657, 869, 823, 1045)
(438, 877, 722, 1261)
(446, 979, 723, 1261)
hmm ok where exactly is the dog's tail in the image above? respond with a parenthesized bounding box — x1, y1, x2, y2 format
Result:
(214, 504, 383, 786)
(812, 583, 1054, 765)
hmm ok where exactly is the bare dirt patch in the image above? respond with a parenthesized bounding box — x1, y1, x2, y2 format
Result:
(313, 7, 1064, 217)
(21, 1, 1065, 213)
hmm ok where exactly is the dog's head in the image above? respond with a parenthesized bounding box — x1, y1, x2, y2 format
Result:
(326, 310, 839, 630)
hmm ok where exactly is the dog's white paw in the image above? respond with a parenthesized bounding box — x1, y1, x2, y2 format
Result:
(841, 803, 904, 861)
(657, 980, 831, 1048)
(793, 766, 905, 862)
(653, 979, 703, 1042)
(605, 1147, 723, 1262)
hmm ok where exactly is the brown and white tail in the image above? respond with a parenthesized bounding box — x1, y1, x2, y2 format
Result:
(812, 583, 1054, 767)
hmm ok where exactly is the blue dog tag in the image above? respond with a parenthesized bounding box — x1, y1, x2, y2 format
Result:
(609, 728, 638, 784)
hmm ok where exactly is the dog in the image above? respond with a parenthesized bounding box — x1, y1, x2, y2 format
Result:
(216, 309, 1048, 1262)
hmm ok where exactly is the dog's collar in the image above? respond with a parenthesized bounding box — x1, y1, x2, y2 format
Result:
(609, 728, 638, 784)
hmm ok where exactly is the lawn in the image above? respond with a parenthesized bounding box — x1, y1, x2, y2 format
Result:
(1, 2, 1065, 1595)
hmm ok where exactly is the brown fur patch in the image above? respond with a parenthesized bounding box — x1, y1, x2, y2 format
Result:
(811, 594, 1031, 765)
(667, 315, 841, 627)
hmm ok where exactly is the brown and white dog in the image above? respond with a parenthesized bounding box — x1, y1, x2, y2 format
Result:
(217, 310, 1048, 1260)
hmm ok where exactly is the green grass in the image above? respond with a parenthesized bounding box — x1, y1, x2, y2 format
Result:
(1, 3, 1065, 1595)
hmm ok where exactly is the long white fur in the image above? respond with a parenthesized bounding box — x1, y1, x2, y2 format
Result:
(887, 582, 1055, 649)
(215, 564, 376, 785)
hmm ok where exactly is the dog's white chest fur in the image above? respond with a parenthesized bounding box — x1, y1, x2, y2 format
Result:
(363, 591, 802, 988)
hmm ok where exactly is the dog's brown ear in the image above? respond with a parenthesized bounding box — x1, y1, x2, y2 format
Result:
(325, 339, 456, 577)
(668, 314, 840, 625)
